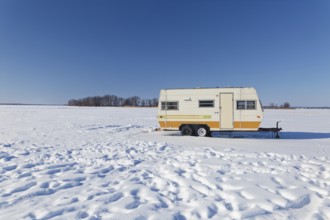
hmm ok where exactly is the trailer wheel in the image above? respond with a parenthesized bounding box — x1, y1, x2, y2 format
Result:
(196, 126, 210, 137)
(181, 125, 193, 136)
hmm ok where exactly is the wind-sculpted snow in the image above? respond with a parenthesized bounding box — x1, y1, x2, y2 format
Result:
(0, 106, 330, 219)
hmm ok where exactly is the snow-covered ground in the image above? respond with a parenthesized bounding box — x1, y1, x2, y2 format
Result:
(0, 106, 329, 220)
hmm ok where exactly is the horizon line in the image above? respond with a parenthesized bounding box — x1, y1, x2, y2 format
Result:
(1, 103, 330, 109)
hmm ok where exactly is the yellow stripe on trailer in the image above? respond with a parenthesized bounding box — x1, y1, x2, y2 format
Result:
(158, 115, 212, 119)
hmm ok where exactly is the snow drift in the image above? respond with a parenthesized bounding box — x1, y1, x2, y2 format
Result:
(0, 106, 329, 219)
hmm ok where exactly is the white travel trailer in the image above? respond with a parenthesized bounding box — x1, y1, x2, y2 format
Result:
(157, 87, 264, 137)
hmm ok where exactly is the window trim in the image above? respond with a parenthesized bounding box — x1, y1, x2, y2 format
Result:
(236, 100, 246, 110)
(236, 100, 256, 110)
(161, 101, 179, 110)
(246, 100, 256, 110)
(199, 100, 215, 108)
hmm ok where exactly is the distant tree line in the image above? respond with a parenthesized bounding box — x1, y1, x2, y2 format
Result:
(265, 102, 292, 109)
(68, 95, 158, 107)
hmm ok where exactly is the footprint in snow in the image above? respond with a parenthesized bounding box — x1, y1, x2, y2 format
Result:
(105, 192, 123, 204)
(2, 182, 37, 197)
(3, 165, 17, 171)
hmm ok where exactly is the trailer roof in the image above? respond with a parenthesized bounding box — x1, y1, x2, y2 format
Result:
(161, 86, 254, 90)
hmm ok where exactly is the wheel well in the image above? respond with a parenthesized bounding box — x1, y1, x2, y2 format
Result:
(179, 124, 210, 131)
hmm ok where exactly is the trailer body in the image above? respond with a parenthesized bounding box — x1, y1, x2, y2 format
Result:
(157, 87, 264, 136)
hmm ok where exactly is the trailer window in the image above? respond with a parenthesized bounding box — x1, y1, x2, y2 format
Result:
(199, 100, 214, 108)
(237, 101, 246, 109)
(237, 100, 256, 110)
(161, 101, 178, 110)
(247, 101, 256, 109)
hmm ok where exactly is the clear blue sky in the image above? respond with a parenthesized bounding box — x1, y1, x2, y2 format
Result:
(1, 0, 329, 106)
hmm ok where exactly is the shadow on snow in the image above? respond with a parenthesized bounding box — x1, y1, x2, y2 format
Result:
(164, 131, 330, 140)
(279, 132, 330, 140)
(212, 131, 330, 140)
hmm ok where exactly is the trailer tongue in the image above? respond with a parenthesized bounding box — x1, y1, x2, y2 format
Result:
(258, 121, 282, 138)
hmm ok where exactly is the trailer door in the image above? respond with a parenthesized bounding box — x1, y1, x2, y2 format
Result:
(220, 93, 234, 129)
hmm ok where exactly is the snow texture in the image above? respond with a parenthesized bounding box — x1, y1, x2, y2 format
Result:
(0, 106, 330, 220)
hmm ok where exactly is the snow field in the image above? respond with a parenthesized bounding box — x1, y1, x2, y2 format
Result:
(0, 106, 330, 219)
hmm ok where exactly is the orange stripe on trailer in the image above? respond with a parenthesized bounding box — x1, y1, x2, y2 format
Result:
(159, 121, 220, 129)
(159, 121, 261, 130)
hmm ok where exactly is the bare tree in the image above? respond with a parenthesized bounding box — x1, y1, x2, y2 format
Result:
(282, 102, 291, 109)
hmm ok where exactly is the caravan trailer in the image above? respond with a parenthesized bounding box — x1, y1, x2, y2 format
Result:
(157, 87, 264, 137)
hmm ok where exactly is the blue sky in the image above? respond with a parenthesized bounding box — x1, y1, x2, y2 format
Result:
(1, 0, 329, 106)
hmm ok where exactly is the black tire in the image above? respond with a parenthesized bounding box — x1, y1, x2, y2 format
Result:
(181, 125, 193, 136)
(196, 126, 210, 137)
